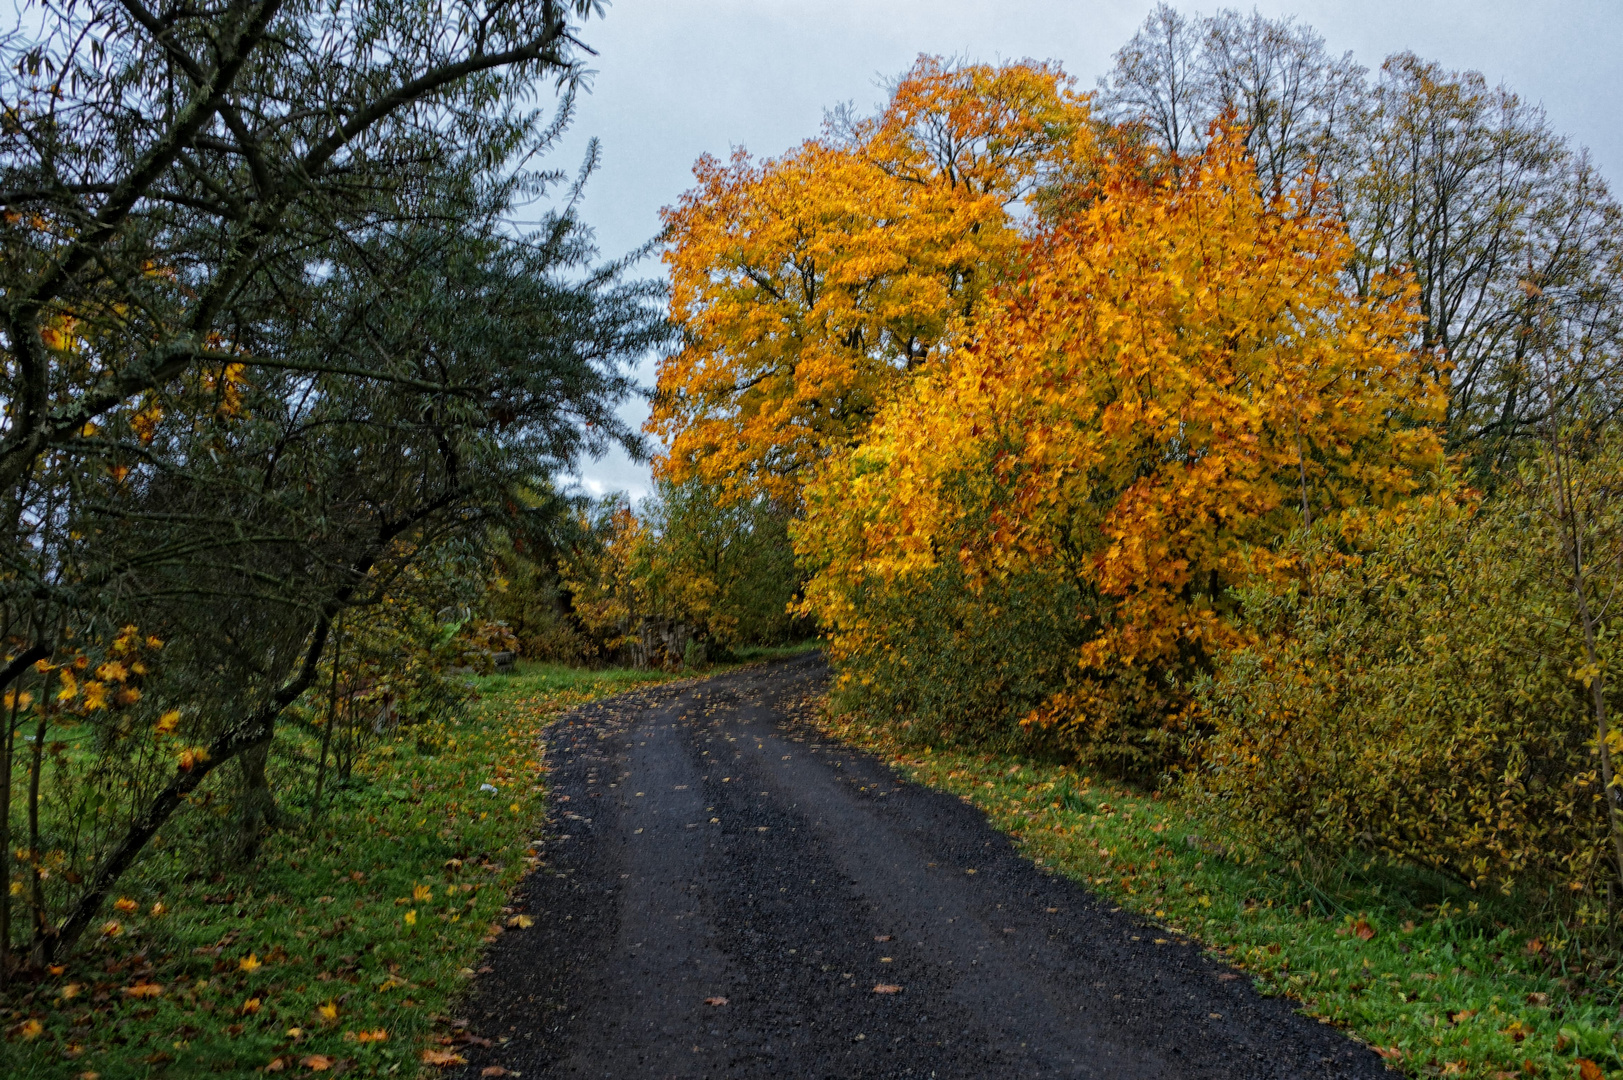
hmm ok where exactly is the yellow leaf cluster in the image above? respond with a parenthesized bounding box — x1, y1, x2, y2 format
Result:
(651, 57, 1092, 503)
(795, 124, 1445, 732)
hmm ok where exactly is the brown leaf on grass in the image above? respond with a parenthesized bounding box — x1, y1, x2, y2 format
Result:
(123, 982, 163, 998)
(264, 1058, 290, 1073)
(704, 996, 728, 1006)
(1526, 991, 1549, 1006)
(1579, 1060, 1605, 1080)
(872, 984, 903, 995)
(300, 1055, 334, 1072)
(1523, 937, 1544, 955)
(1351, 919, 1376, 941)
(1372, 1047, 1402, 1061)
(1448, 1009, 1476, 1025)
(421, 1049, 467, 1067)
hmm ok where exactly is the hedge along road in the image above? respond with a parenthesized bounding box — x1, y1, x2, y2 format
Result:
(456, 653, 1387, 1079)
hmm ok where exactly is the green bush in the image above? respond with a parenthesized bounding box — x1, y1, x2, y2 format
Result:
(1188, 480, 1622, 911)
(824, 561, 1087, 757)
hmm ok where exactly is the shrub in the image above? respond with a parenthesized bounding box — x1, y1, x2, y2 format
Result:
(1188, 469, 1622, 910)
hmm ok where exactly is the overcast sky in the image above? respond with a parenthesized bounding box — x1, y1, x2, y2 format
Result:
(554, 0, 1622, 500)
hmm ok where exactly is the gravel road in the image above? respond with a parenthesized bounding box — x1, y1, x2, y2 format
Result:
(456, 653, 1389, 1079)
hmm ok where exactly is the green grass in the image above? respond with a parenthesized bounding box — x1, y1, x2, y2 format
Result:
(819, 709, 1621, 1080)
(0, 660, 676, 1079)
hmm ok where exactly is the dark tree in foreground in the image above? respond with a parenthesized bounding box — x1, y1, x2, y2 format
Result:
(0, 0, 664, 968)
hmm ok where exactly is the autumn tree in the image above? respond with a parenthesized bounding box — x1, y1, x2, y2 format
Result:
(795, 127, 1446, 772)
(1099, 6, 1623, 461)
(650, 56, 1093, 502)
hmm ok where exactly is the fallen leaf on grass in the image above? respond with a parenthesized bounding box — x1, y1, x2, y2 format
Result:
(1448, 1009, 1476, 1025)
(1440, 1063, 1466, 1076)
(421, 1049, 466, 1067)
(239, 953, 262, 973)
(300, 1055, 334, 1072)
(1372, 1047, 1402, 1061)
(1579, 1060, 1605, 1080)
(1352, 919, 1376, 941)
(113, 897, 137, 913)
(506, 915, 534, 929)
(704, 997, 728, 1006)
(316, 1001, 338, 1023)
(123, 982, 163, 998)
(16, 1018, 43, 1039)
(347, 1029, 388, 1044)
(1526, 991, 1549, 1006)
(265, 1058, 290, 1073)
(873, 984, 902, 995)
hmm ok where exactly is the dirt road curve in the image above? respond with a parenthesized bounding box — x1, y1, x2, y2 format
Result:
(458, 653, 1388, 1079)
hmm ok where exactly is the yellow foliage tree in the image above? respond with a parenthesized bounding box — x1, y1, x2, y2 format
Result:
(650, 57, 1093, 502)
(796, 126, 1447, 760)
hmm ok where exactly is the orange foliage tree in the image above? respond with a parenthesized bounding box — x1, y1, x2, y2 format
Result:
(794, 126, 1446, 766)
(650, 57, 1093, 502)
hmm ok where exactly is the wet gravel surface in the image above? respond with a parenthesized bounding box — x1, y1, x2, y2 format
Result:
(456, 653, 1389, 1079)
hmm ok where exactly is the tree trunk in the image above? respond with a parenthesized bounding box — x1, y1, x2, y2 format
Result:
(233, 741, 280, 864)
(26, 708, 48, 967)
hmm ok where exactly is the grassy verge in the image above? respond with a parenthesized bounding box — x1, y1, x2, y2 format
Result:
(0, 660, 677, 1080)
(818, 709, 1622, 1080)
